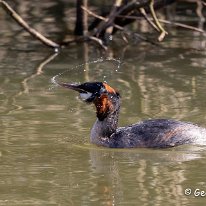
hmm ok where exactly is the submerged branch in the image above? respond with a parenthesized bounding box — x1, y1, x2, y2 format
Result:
(0, 0, 60, 50)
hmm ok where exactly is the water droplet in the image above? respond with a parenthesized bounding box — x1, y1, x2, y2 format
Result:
(54, 47, 59, 53)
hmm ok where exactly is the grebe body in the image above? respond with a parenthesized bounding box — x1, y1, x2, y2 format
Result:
(59, 82, 206, 148)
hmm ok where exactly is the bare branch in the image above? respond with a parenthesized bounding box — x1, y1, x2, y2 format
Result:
(160, 19, 206, 34)
(94, 0, 137, 38)
(82, 6, 127, 32)
(196, 0, 205, 22)
(88, 36, 107, 50)
(149, 0, 168, 41)
(83, 0, 88, 35)
(117, 15, 206, 34)
(81, 6, 106, 21)
(104, 0, 123, 44)
(82, 6, 158, 45)
(139, 7, 160, 32)
(0, 0, 60, 50)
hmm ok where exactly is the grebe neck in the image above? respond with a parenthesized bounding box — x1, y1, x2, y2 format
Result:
(90, 101, 120, 146)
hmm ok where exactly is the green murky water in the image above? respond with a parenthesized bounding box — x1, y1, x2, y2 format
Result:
(1, 1, 206, 206)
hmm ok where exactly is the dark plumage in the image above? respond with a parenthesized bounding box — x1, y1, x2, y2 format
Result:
(59, 82, 206, 148)
(109, 119, 206, 148)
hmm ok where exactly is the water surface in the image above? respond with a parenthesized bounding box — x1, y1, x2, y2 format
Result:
(1, 2, 206, 206)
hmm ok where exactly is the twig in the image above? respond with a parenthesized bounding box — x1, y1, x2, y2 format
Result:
(82, 6, 158, 45)
(104, 0, 123, 44)
(88, 0, 175, 37)
(0, 0, 60, 50)
(117, 15, 206, 34)
(81, 6, 106, 21)
(61, 36, 86, 46)
(94, 0, 137, 37)
(159, 19, 206, 34)
(139, 7, 160, 32)
(149, 0, 168, 41)
(196, 0, 205, 22)
(61, 34, 108, 50)
(82, 6, 132, 32)
(83, 0, 88, 35)
(121, 32, 129, 43)
(88, 36, 107, 50)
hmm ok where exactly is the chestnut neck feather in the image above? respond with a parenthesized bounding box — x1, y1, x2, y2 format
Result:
(90, 93, 120, 145)
(94, 94, 114, 121)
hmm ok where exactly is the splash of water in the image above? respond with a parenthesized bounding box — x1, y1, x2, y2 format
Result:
(51, 57, 122, 87)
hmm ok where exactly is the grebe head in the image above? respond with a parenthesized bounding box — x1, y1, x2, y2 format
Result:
(60, 82, 120, 120)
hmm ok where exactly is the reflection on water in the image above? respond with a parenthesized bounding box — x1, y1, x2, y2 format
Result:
(1, 1, 206, 205)
(88, 145, 206, 205)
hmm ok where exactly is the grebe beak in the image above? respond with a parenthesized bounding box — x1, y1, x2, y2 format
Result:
(58, 82, 104, 94)
(58, 82, 85, 92)
(59, 82, 103, 102)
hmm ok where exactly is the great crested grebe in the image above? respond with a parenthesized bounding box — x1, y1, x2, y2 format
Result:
(59, 81, 206, 148)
